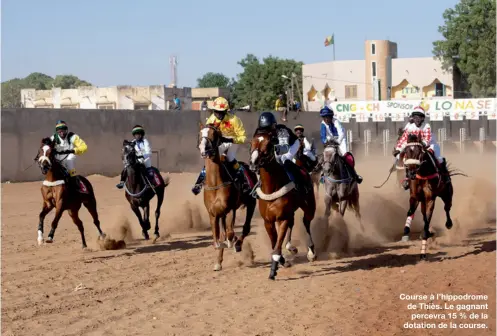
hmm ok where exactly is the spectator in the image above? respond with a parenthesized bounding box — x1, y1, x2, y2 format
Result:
(275, 94, 287, 122)
(173, 94, 181, 110)
(200, 99, 208, 111)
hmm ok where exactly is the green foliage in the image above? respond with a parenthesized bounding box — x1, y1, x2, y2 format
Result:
(433, 0, 496, 97)
(196, 72, 231, 88)
(232, 54, 303, 110)
(1, 73, 92, 108)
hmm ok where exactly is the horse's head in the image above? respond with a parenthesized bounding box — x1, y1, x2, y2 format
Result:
(403, 133, 425, 180)
(198, 123, 222, 159)
(322, 144, 339, 176)
(249, 130, 274, 171)
(36, 137, 56, 175)
(122, 139, 139, 167)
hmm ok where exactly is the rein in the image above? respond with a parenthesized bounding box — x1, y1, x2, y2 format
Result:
(322, 147, 352, 184)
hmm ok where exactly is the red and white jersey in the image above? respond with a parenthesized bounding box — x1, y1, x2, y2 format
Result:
(396, 122, 432, 150)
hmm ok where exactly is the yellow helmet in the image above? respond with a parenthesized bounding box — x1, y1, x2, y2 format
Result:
(212, 97, 229, 111)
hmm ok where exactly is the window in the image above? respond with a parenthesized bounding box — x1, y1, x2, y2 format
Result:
(371, 43, 376, 55)
(435, 83, 445, 96)
(134, 104, 150, 110)
(372, 62, 377, 77)
(61, 104, 79, 109)
(345, 85, 358, 99)
(97, 103, 115, 109)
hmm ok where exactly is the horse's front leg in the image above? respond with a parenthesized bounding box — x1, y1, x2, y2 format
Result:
(284, 217, 298, 255)
(46, 203, 65, 243)
(401, 195, 419, 242)
(210, 215, 224, 271)
(38, 202, 54, 245)
(269, 219, 290, 280)
(420, 198, 436, 260)
(130, 204, 149, 240)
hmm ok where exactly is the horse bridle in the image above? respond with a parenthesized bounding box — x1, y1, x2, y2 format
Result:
(199, 125, 221, 158)
(403, 142, 437, 180)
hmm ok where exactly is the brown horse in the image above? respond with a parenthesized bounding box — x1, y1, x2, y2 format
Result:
(402, 133, 456, 259)
(395, 127, 407, 188)
(121, 140, 169, 242)
(35, 138, 106, 248)
(198, 123, 257, 271)
(249, 130, 317, 280)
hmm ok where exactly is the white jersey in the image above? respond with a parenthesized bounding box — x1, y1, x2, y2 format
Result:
(133, 138, 152, 168)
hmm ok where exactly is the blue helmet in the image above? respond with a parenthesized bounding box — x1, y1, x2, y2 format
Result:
(319, 106, 334, 117)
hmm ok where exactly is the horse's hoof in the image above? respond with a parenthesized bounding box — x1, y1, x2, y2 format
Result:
(234, 241, 242, 253)
(142, 232, 150, 240)
(213, 263, 222, 271)
(225, 240, 233, 249)
(446, 221, 453, 230)
(420, 254, 427, 260)
(285, 242, 298, 255)
(268, 275, 275, 280)
(99, 233, 107, 240)
(37, 239, 44, 246)
(401, 235, 410, 242)
(282, 260, 292, 268)
(307, 250, 317, 262)
(45, 238, 54, 243)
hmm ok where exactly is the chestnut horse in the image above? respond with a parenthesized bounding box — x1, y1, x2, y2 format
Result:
(35, 138, 106, 248)
(198, 124, 257, 271)
(249, 130, 317, 280)
(402, 134, 457, 259)
(121, 140, 169, 242)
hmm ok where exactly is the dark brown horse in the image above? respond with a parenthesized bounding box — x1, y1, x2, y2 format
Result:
(35, 138, 106, 248)
(402, 133, 457, 259)
(249, 130, 316, 280)
(294, 139, 322, 199)
(121, 140, 169, 242)
(198, 123, 257, 271)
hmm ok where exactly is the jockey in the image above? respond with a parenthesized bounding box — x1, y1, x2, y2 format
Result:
(116, 125, 152, 189)
(50, 120, 88, 186)
(393, 106, 450, 189)
(319, 106, 363, 184)
(293, 124, 317, 164)
(255, 111, 310, 193)
(191, 97, 247, 195)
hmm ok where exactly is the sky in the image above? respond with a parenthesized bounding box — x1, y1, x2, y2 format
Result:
(1, 0, 459, 88)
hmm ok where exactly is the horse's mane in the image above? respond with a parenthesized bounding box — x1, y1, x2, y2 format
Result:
(41, 137, 53, 146)
(253, 128, 271, 138)
(407, 133, 420, 143)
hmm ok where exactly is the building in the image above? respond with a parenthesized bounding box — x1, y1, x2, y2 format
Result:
(191, 87, 230, 110)
(21, 85, 193, 110)
(302, 40, 457, 111)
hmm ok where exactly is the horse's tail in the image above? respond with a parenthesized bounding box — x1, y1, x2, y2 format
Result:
(447, 162, 469, 178)
(162, 174, 171, 187)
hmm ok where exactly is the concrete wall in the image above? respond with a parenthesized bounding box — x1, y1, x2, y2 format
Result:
(2, 108, 494, 182)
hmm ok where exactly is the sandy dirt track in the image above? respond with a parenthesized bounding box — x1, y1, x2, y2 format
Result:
(2, 151, 496, 336)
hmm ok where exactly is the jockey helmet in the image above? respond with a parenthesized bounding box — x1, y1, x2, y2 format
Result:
(258, 112, 277, 129)
(132, 125, 145, 136)
(319, 106, 334, 118)
(212, 97, 229, 112)
(411, 106, 426, 118)
(55, 120, 68, 131)
(294, 124, 304, 132)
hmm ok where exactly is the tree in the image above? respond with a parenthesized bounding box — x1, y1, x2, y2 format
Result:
(433, 0, 496, 97)
(232, 54, 303, 111)
(197, 72, 231, 88)
(1, 73, 92, 108)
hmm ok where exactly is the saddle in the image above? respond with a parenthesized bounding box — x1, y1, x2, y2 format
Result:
(60, 168, 88, 194)
(141, 166, 163, 188)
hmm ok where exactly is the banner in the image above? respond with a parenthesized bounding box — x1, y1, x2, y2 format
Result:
(328, 98, 496, 122)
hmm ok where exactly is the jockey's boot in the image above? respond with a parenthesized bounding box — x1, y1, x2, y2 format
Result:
(191, 166, 206, 195)
(347, 163, 363, 184)
(230, 160, 249, 193)
(283, 160, 309, 194)
(116, 169, 127, 189)
(402, 171, 410, 190)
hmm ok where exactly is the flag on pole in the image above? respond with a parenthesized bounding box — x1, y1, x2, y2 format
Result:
(324, 34, 334, 47)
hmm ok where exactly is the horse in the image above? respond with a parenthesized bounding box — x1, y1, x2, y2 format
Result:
(321, 142, 361, 219)
(293, 139, 322, 198)
(249, 130, 317, 280)
(121, 140, 169, 242)
(401, 133, 456, 259)
(35, 137, 106, 248)
(198, 123, 257, 271)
